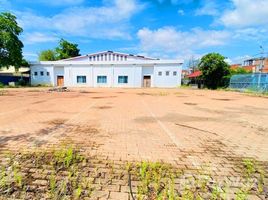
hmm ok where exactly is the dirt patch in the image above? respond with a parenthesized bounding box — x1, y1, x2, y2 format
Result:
(134, 116, 156, 123)
(95, 106, 112, 109)
(91, 96, 117, 99)
(32, 100, 47, 104)
(45, 118, 67, 126)
(71, 125, 99, 135)
(79, 90, 99, 94)
(159, 113, 213, 123)
(212, 98, 234, 101)
(184, 102, 197, 106)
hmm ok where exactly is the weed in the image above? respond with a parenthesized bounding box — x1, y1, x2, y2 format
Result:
(242, 159, 255, 177)
(74, 186, 82, 199)
(235, 188, 248, 200)
(49, 173, 56, 194)
(13, 168, 23, 188)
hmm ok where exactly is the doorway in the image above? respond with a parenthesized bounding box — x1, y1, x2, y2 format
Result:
(57, 76, 64, 86)
(143, 76, 151, 87)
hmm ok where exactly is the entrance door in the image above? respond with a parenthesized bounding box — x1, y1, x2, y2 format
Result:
(143, 76, 151, 87)
(57, 76, 64, 86)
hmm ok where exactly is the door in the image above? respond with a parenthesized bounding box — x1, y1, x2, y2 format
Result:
(57, 76, 64, 86)
(143, 76, 151, 87)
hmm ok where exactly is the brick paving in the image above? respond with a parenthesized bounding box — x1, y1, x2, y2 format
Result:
(0, 88, 268, 199)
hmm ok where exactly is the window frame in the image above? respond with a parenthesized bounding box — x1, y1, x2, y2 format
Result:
(40, 71, 44, 76)
(77, 76, 87, 84)
(97, 76, 107, 84)
(118, 76, 128, 84)
(173, 71, 177, 76)
(47, 72, 50, 76)
(166, 71, 170, 76)
(158, 71, 162, 76)
(34, 72, 38, 76)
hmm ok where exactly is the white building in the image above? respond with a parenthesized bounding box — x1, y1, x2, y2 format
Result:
(30, 51, 183, 88)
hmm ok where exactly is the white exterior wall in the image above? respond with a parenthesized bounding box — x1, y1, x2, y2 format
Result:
(113, 65, 141, 87)
(30, 61, 182, 88)
(31, 65, 54, 86)
(153, 65, 182, 87)
(65, 65, 92, 87)
(93, 66, 113, 87)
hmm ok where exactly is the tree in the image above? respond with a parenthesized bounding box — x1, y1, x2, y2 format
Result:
(39, 49, 56, 61)
(55, 39, 80, 60)
(230, 67, 251, 75)
(21, 58, 30, 67)
(198, 53, 230, 89)
(0, 12, 24, 69)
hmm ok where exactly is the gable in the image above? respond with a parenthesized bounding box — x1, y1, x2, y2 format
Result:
(62, 51, 158, 62)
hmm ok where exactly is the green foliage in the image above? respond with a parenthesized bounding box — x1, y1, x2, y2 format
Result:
(55, 38, 80, 60)
(74, 186, 82, 199)
(38, 49, 56, 61)
(53, 146, 84, 169)
(49, 173, 56, 194)
(0, 12, 24, 69)
(39, 39, 80, 61)
(0, 82, 4, 88)
(235, 188, 248, 200)
(21, 58, 29, 67)
(230, 67, 251, 75)
(198, 53, 230, 89)
(242, 159, 255, 177)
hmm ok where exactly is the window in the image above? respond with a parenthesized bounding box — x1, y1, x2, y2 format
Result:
(173, 71, 177, 76)
(158, 71, 162, 76)
(77, 76, 86, 83)
(97, 76, 107, 84)
(40, 71, 44, 76)
(47, 72, 50, 76)
(34, 72, 38, 76)
(118, 76, 128, 84)
(166, 71, 170, 76)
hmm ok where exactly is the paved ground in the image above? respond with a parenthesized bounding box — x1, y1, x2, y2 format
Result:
(1, 88, 268, 164)
(0, 88, 268, 199)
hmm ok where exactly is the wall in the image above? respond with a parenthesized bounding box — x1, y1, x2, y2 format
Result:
(153, 65, 182, 88)
(65, 65, 92, 87)
(31, 65, 54, 86)
(93, 66, 113, 87)
(113, 65, 142, 87)
(31, 63, 182, 88)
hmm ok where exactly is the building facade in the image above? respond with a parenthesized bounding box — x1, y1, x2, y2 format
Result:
(30, 51, 183, 88)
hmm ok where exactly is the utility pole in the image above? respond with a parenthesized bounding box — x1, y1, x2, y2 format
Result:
(257, 46, 265, 89)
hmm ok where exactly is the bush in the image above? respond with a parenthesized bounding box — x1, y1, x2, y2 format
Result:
(17, 79, 27, 86)
(0, 82, 4, 88)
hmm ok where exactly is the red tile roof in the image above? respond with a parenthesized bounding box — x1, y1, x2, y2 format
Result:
(187, 70, 202, 78)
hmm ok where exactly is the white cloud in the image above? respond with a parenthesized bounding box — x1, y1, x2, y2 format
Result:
(228, 55, 252, 64)
(137, 27, 231, 59)
(177, 9, 185, 16)
(22, 32, 58, 44)
(195, 1, 219, 16)
(220, 0, 268, 28)
(15, 0, 144, 40)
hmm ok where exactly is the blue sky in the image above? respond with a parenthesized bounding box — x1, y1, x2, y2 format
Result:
(1, 0, 268, 64)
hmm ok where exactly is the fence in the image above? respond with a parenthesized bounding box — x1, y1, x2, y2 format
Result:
(229, 73, 268, 92)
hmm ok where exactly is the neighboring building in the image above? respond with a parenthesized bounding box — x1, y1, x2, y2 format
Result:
(186, 70, 203, 88)
(243, 57, 268, 73)
(30, 51, 183, 88)
(0, 66, 30, 85)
